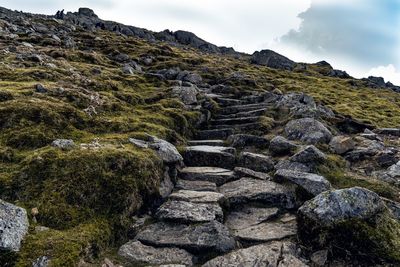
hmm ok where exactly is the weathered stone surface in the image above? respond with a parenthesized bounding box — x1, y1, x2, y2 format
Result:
(148, 136, 183, 164)
(275, 169, 331, 196)
(290, 145, 326, 164)
(172, 85, 198, 105)
(269, 135, 298, 156)
(51, 139, 75, 150)
(169, 190, 225, 204)
(156, 200, 223, 223)
(251, 49, 296, 70)
(118, 240, 193, 266)
(219, 178, 296, 208)
(375, 161, 400, 185)
(234, 215, 297, 242)
(32, 256, 50, 267)
(275, 160, 311, 173)
(298, 187, 385, 227)
(227, 134, 269, 148)
(183, 146, 236, 169)
(195, 128, 234, 140)
(285, 118, 332, 144)
(0, 199, 29, 252)
(179, 167, 235, 186)
(136, 221, 235, 253)
(225, 206, 279, 230)
(310, 250, 328, 267)
(329, 136, 355, 155)
(175, 179, 217, 192)
(234, 167, 270, 180)
(374, 128, 400, 137)
(187, 140, 225, 146)
(202, 241, 306, 267)
(238, 152, 274, 172)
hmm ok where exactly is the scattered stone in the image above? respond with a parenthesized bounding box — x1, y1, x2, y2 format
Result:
(275, 160, 311, 173)
(237, 152, 274, 173)
(51, 139, 75, 150)
(310, 250, 328, 267)
(156, 200, 223, 223)
(136, 221, 235, 253)
(0, 199, 29, 252)
(234, 167, 270, 180)
(169, 190, 225, 204)
(148, 136, 183, 164)
(375, 161, 400, 185)
(118, 240, 193, 266)
(285, 118, 332, 144)
(179, 167, 236, 186)
(227, 134, 269, 148)
(34, 83, 47, 93)
(329, 136, 355, 155)
(269, 135, 298, 156)
(219, 178, 296, 208)
(275, 169, 331, 196)
(32, 256, 50, 267)
(290, 145, 326, 164)
(175, 179, 217, 192)
(225, 206, 279, 230)
(128, 138, 148, 148)
(171, 84, 198, 105)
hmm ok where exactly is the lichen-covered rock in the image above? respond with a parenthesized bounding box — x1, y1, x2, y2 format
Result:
(147, 136, 183, 164)
(51, 139, 75, 150)
(0, 199, 29, 252)
(32, 256, 50, 267)
(237, 152, 274, 173)
(290, 145, 326, 164)
(329, 136, 355, 155)
(227, 134, 269, 148)
(269, 135, 298, 156)
(171, 84, 198, 105)
(251, 49, 296, 71)
(298, 187, 400, 262)
(285, 118, 332, 144)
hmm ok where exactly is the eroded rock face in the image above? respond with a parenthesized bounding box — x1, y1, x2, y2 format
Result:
(0, 199, 29, 252)
(285, 118, 332, 144)
(118, 240, 193, 266)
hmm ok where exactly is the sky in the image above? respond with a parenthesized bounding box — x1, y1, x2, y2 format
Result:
(2, 0, 399, 84)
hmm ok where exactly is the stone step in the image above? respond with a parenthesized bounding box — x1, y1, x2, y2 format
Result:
(179, 167, 236, 186)
(207, 122, 266, 133)
(218, 102, 272, 115)
(135, 221, 236, 254)
(169, 190, 225, 204)
(209, 116, 261, 126)
(214, 108, 268, 119)
(218, 177, 296, 208)
(175, 179, 217, 192)
(225, 205, 280, 231)
(188, 140, 226, 146)
(214, 97, 243, 107)
(155, 200, 223, 223)
(195, 128, 234, 140)
(183, 146, 236, 169)
(237, 152, 275, 173)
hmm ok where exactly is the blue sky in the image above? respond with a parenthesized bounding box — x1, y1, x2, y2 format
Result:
(1, 0, 399, 84)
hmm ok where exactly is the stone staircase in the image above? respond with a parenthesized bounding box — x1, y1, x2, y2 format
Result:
(118, 89, 309, 266)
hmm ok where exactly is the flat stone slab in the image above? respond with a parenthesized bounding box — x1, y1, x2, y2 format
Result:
(118, 240, 193, 266)
(156, 200, 223, 223)
(210, 116, 261, 126)
(170, 190, 225, 204)
(179, 167, 236, 185)
(219, 178, 296, 208)
(237, 152, 274, 173)
(183, 146, 236, 169)
(202, 241, 307, 267)
(188, 140, 226, 146)
(233, 214, 297, 242)
(195, 128, 234, 140)
(136, 221, 236, 253)
(225, 206, 279, 230)
(234, 167, 270, 180)
(275, 169, 332, 196)
(175, 179, 217, 192)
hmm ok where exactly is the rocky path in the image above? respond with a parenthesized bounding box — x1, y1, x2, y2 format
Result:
(118, 89, 313, 266)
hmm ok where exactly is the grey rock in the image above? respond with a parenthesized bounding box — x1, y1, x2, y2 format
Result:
(310, 250, 328, 267)
(183, 146, 236, 169)
(329, 136, 355, 155)
(227, 134, 269, 148)
(375, 161, 400, 185)
(275, 160, 311, 173)
(269, 136, 298, 156)
(179, 167, 236, 186)
(285, 118, 332, 144)
(148, 136, 183, 164)
(122, 64, 135, 75)
(128, 138, 148, 148)
(275, 169, 331, 196)
(118, 240, 193, 266)
(187, 140, 225, 146)
(32, 256, 50, 267)
(234, 167, 270, 180)
(202, 241, 307, 267)
(156, 200, 223, 223)
(175, 179, 217, 192)
(383, 198, 400, 220)
(195, 128, 234, 140)
(219, 178, 296, 208)
(374, 128, 400, 137)
(251, 49, 295, 71)
(298, 187, 385, 227)
(169, 190, 225, 204)
(225, 206, 279, 231)
(136, 221, 235, 253)
(171, 85, 198, 105)
(290, 145, 326, 164)
(159, 171, 174, 198)
(35, 83, 47, 93)
(238, 152, 274, 173)
(51, 139, 75, 150)
(0, 199, 29, 252)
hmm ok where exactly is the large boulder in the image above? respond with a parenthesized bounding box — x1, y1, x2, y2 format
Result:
(171, 84, 198, 105)
(329, 136, 355, 155)
(0, 199, 29, 252)
(251, 49, 296, 71)
(285, 118, 332, 144)
(269, 135, 298, 156)
(298, 187, 400, 262)
(237, 152, 274, 173)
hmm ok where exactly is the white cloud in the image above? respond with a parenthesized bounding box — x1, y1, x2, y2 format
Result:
(365, 65, 400, 85)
